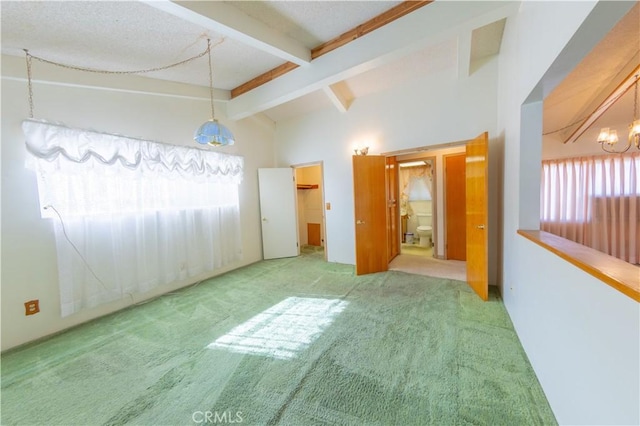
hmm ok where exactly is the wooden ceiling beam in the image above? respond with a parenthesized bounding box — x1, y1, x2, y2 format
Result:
(230, 0, 433, 99)
(311, 1, 433, 60)
(231, 62, 300, 98)
(564, 64, 640, 144)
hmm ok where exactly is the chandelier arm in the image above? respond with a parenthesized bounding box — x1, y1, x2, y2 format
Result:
(599, 74, 639, 153)
(602, 140, 631, 154)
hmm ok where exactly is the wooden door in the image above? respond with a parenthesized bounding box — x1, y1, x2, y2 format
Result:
(353, 155, 388, 275)
(444, 154, 467, 260)
(386, 156, 400, 262)
(465, 132, 489, 301)
(258, 168, 299, 259)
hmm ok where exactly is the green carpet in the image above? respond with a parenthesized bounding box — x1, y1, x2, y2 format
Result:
(1, 248, 556, 425)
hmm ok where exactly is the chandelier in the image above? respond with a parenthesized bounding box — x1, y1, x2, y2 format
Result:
(597, 74, 640, 153)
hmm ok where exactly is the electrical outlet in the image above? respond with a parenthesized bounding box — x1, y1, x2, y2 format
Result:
(25, 299, 40, 316)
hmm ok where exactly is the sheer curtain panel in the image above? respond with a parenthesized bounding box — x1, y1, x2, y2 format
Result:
(24, 119, 244, 316)
(541, 152, 639, 265)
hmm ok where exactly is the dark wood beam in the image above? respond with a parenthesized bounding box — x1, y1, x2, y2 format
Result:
(230, 0, 433, 99)
(311, 1, 433, 59)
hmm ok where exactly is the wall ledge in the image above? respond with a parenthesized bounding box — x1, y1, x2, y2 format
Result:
(517, 230, 639, 302)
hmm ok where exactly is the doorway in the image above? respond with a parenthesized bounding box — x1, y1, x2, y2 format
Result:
(293, 163, 327, 260)
(388, 146, 467, 281)
(397, 157, 436, 259)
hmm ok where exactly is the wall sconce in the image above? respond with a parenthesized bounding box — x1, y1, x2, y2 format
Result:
(354, 147, 369, 156)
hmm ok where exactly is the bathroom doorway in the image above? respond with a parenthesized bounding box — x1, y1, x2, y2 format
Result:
(386, 144, 467, 282)
(293, 162, 327, 261)
(397, 157, 436, 258)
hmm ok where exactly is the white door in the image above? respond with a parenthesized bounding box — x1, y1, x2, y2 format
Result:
(258, 168, 299, 259)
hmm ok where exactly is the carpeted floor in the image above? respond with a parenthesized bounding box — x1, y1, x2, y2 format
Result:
(1, 248, 556, 425)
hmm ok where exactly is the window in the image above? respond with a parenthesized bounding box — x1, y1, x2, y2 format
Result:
(541, 152, 639, 264)
(24, 119, 244, 316)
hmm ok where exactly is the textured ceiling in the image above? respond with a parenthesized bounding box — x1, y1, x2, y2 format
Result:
(0, 0, 284, 90)
(1, 1, 513, 122)
(543, 2, 640, 144)
(227, 1, 402, 49)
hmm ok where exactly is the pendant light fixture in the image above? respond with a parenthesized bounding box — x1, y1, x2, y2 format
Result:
(598, 74, 640, 153)
(194, 39, 235, 147)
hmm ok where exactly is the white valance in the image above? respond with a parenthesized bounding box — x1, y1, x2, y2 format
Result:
(23, 119, 244, 218)
(23, 119, 243, 184)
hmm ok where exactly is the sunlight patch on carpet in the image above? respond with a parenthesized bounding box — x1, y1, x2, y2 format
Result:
(207, 297, 349, 360)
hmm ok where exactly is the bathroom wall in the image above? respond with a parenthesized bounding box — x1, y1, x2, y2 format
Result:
(295, 165, 324, 247)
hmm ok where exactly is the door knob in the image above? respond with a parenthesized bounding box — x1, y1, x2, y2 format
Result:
(356, 220, 366, 225)
(262, 218, 267, 222)
(477, 224, 485, 229)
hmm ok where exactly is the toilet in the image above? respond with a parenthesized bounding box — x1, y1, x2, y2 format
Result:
(416, 213, 432, 247)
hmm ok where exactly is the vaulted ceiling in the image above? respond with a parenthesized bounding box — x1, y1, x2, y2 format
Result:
(543, 2, 640, 145)
(2, 1, 635, 132)
(1, 1, 510, 122)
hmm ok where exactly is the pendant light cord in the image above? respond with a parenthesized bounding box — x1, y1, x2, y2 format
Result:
(207, 39, 216, 120)
(23, 38, 223, 119)
(25, 50, 34, 118)
(633, 75, 638, 121)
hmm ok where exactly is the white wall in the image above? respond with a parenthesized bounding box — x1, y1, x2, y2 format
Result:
(275, 57, 498, 272)
(1, 55, 275, 350)
(498, 2, 639, 424)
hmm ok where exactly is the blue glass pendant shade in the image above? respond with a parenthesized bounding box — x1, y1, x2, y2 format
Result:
(194, 119, 235, 146)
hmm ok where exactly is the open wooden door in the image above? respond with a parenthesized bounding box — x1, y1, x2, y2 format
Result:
(258, 168, 299, 260)
(465, 132, 489, 300)
(353, 155, 388, 275)
(444, 153, 467, 260)
(386, 156, 400, 262)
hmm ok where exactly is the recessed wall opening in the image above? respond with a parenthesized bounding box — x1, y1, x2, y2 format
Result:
(517, 1, 639, 300)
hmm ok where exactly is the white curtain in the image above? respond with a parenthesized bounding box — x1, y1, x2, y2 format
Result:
(399, 164, 433, 214)
(24, 119, 244, 316)
(541, 152, 639, 265)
